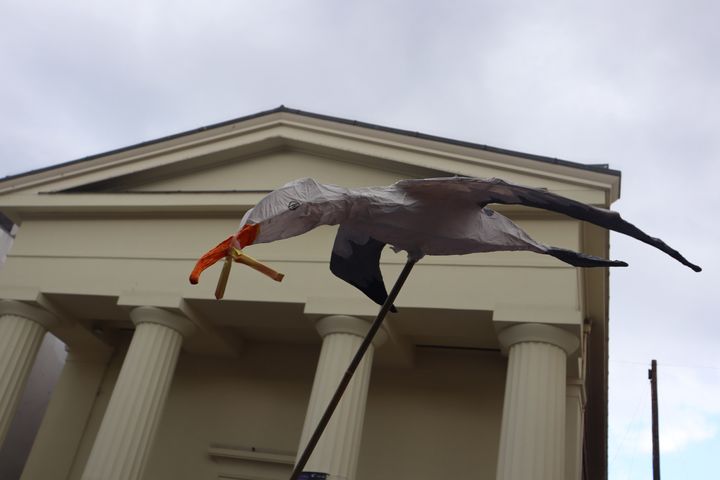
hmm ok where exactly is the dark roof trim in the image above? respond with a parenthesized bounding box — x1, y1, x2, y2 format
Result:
(277, 107, 621, 176)
(1, 106, 621, 183)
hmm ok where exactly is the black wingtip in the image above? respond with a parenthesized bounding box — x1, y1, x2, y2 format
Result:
(546, 247, 630, 268)
(483, 179, 702, 274)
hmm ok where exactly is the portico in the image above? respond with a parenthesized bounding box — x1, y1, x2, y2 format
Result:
(0, 107, 616, 480)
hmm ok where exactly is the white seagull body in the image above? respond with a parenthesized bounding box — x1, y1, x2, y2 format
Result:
(191, 177, 701, 304)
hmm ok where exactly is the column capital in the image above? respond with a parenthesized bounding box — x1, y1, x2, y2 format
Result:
(0, 299, 58, 329)
(315, 315, 387, 348)
(498, 323, 579, 355)
(129, 306, 196, 338)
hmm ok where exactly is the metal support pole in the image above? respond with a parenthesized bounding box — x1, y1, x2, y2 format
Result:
(648, 359, 660, 480)
(290, 258, 417, 480)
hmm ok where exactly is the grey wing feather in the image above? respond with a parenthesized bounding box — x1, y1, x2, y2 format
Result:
(479, 178, 701, 272)
(395, 177, 701, 272)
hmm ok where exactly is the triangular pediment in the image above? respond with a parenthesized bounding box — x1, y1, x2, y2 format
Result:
(64, 147, 450, 194)
(0, 108, 620, 220)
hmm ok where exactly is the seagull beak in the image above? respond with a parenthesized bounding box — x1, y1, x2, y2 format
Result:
(189, 223, 284, 300)
(233, 222, 260, 250)
(189, 236, 235, 285)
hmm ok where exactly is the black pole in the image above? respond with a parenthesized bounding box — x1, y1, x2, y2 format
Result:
(290, 258, 417, 480)
(648, 359, 660, 480)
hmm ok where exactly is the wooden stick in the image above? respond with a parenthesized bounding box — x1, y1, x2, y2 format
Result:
(289, 258, 417, 480)
(231, 248, 285, 282)
(214, 256, 233, 300)
(215, 250, 284, 300)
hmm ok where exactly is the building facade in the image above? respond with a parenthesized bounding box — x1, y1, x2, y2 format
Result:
(0, 108, 619, 480)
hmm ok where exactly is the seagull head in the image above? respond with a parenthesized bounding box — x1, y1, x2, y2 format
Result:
(236, 177, 347, 247)
(190, 178, 349, 291)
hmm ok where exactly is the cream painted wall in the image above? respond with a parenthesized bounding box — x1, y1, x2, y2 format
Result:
(1, 214, 583, 313)
(359, 349, 506, 480)
(54, 341, 505, 480)
(144, 344, 317, 480)
(125, 150, 418, 192)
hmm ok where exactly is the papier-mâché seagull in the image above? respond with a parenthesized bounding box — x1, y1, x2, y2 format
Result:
(190, 177, 701, 303)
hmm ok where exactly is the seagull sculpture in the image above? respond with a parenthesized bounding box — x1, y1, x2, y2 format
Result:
(190, 176, 701, 302)
(189, 176, 700, 480)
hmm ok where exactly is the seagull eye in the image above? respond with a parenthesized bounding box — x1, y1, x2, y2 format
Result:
(288, 201, 301, 211)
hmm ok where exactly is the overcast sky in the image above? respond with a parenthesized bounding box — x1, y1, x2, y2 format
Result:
(1, 1, 717, 478)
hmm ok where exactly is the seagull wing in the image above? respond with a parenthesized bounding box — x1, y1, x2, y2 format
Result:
(330, 223, 396, 311)
(394, 177, 701, 272)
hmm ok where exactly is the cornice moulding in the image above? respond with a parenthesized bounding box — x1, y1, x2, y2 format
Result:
(0, 114, 619, 202)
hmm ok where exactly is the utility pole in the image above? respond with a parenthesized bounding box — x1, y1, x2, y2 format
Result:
(648, 359, 660, 480)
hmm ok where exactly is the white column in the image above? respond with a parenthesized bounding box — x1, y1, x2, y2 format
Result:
(495, 323, 579, 480)
(80, 307, 194, 480)
(296, 315, 386, 480)
(565, 381, 585, 480)
(0, 300, 56, 446)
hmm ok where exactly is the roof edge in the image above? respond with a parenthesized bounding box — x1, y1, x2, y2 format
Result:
(1, 106, 621, 186)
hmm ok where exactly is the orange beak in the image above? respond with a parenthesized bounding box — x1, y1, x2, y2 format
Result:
(189, 223, 284, 299)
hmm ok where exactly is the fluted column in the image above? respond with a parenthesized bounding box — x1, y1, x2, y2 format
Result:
(81, 307, 195, 480)
(296, 315, 386, 480)
(565, 381, 585, 480)
(496, 323, 579, 480)
(0, 300, 56, 446)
